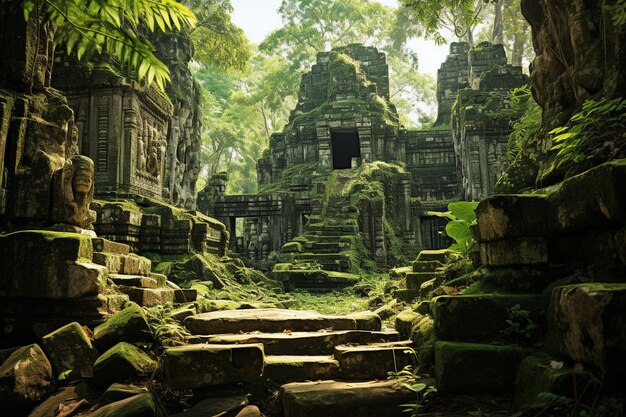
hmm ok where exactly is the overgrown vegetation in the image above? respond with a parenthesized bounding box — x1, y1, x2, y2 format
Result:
(427, 201, 479, 256)
(539, 98, 626, 183)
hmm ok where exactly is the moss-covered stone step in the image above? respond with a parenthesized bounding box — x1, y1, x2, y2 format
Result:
(273, 269, 359, 290)
(193, 330, 399, 355)
(416, 249, 450, 263)
(264, 355, 340, 382)
(434, 341, 531, 394)
(394, 289, 421, 302)
(116, 286, 175, 307)
(303, 241, 351, 253)
(290, 253, 351, 272)
(335, 343, 413, 379)
(109, 274, 158, 288)
(298, 235, 354, 244)
(307, 224, 359, 234)
(280, 380, 417, 417)
(514, 353, 599, 410)
(551, 283, 626, 375)
(412, 260, 443, 272)
(432, 294, 545, 342)
(406, 272, 437, 289)
(184, 308, 366, 335)
(163, 343, 264, 389)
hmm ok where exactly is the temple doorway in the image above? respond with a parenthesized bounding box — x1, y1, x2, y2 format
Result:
(331, 130, 361, 169)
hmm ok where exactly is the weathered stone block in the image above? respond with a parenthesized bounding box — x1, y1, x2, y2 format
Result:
(120, 254, 151, 276)
(66, 261, 109, 297)
(434, 341, 529, 394)
(475, 195, 553, 242)
(163, 344, 264, 389)
(514, 354, 599, 409)
(93, 252, 122, 273)
(264, 355, 340, 382)
(93, 342, 158, 386)
(417, 249, 450, 262)
(94, 303, 155, 351)
(336, 344, 412, 379)
(551, 283, 626, 374)
(0, 344, 52, 414)
(280, 380, 415, 417)
(480, 237, 548, 266)
(406, 272, 436, 289)
(432, 294, 545, 342)
(41, 322, 99, 378)
(0, 231, 95, 299)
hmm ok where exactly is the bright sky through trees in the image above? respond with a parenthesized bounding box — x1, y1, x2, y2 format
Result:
(230, 0, 450, 77)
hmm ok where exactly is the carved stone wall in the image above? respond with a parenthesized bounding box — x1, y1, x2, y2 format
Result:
(0, 4, 89, 229)
(152, 29, 202, 210)
(53, 66, 173, 200)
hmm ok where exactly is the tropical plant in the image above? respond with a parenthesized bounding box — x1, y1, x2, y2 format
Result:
(21, 0, 197, 91)
(540, 97, 626, 181)
(505, 85, 542, 162)
(427, 201, 479, 255)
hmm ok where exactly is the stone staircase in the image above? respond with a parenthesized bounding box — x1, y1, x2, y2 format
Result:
(90, 237, 197, 307)
(173, 308, 420, 417)
(273, 172, 363, 290)
(395, 249, 447, 302)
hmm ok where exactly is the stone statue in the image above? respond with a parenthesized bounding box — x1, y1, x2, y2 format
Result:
(51, 155, 95, 229)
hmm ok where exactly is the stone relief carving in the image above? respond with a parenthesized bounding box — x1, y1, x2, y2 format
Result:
(51, 155, 96, 228)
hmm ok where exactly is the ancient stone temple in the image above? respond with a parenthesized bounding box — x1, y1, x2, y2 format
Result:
(199, 42, 528, 263)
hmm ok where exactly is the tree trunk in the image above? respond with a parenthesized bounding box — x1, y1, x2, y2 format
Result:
(492, 0, 504, 44)
(511, 21, 529, 66)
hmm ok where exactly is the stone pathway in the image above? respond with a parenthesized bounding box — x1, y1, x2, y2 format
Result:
(174, 308, 420, 416)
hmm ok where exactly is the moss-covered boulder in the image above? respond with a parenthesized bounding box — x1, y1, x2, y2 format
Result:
(41, 321, 99, 378)
(0, 344, 52, 414)
(93, 303, 154, 351)
(93, 342, 157, 386)
(282, 242, 303, 253)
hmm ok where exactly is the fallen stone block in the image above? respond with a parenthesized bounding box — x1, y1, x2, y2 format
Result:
(0, 344, 52, 414)
(93, 342, 158, 386)
(41, 321, 99, 378)
(93, 302, 155, 351)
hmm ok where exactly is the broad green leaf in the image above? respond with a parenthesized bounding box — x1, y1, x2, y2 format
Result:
(445, 220, 473, 245)
(448, 201, 478, 223)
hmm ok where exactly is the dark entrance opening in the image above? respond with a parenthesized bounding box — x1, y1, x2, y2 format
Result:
(331, 130, 361, 169)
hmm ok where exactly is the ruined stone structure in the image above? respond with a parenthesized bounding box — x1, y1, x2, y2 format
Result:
(52, 27, 201, 211)
(199, 42, 528, 261)
(53, 64, 174, 201)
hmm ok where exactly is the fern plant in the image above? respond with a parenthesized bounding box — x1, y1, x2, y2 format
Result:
(540, 98, 626, 181)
